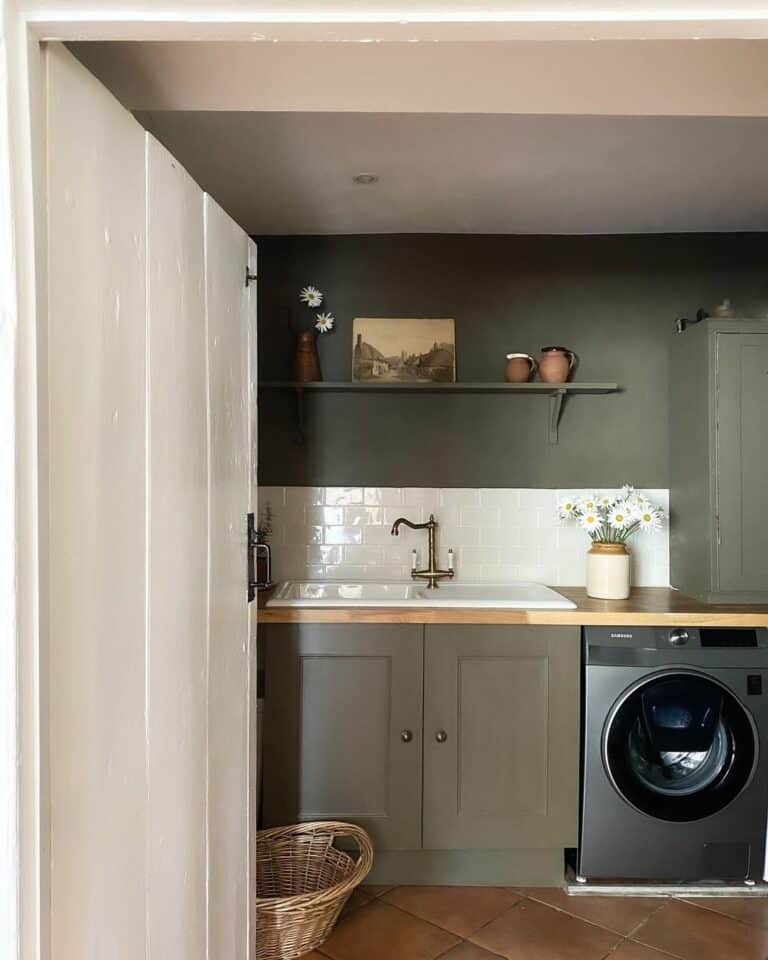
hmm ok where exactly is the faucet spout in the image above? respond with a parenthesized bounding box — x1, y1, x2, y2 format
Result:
(391, 516, 429, 536)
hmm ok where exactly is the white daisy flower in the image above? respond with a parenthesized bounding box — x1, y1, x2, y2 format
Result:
(598, 493, 616, 509)
(578, 492, 598, 513)
(638, 507, 663, 532)
(315, 312, 335, 333)
(558, 497, 579, 520)
(299, 285, 323, 308)
(608, 502, 633, 529)
(580, 512, 601, 535)
(620, 484, 635, 500)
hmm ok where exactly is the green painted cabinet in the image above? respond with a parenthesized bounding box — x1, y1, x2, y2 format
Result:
(261, 624, 423, 849)
(671, 320, 768, 601)
(423, 625, 580, 850)
(261, 622, 580, 858)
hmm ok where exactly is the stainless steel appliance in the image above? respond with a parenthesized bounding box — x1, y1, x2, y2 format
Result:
(579, 625, 768, 883)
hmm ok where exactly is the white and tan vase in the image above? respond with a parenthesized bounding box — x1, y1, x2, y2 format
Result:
(586, 542, 631, 600)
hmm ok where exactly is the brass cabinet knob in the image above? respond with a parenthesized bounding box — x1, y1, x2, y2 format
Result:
(434, 730, 448, 743)
(400, 729, 413, 743)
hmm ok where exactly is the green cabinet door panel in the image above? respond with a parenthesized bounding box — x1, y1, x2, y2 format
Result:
(715, 332, 768, 593)
(671, 320, 768, 602)
(261, 624, 423, 850)
(423, 625, 580, 850)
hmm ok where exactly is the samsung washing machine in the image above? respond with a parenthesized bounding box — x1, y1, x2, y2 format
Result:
(579, 625, 768, 883)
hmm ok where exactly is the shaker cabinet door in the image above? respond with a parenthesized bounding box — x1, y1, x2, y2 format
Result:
(261, 624, 423, 850)
(716, 332, 768, 593)
(423, 625, 580, 850)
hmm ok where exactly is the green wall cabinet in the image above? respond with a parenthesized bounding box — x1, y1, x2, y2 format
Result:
(261, 623, 580, 859)
(671, 320, 768, 602)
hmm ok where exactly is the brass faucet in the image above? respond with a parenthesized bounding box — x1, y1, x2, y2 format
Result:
(391, 513, 454, 589)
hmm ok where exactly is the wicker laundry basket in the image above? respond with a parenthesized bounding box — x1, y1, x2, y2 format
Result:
(255, 821, 374, 960)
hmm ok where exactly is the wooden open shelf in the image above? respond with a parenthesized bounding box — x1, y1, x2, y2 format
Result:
(258, 381, 620, 444)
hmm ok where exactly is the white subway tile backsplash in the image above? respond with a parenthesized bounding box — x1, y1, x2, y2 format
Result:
(344, 545, 385, 564)
(459, 506, 501, 528)
(324, 487, 363, 505)
(307, 544, 344, 565)
(404, 487, 439, 506)
(439, 525, 481, 547)
(364, 487, 404, 506)
(260, 486, 671, 587)
(479, 488, 521, 508)
(284, 523, 323, 545)
(343, 506, 371, 526)
(458, 546, 501, 567)
(440, 488, 482, 508)
(306, 506, 344, 525)
(285, 486, 323, 507)
(324, 526, 363, 545)
(364, 524, 399, 545)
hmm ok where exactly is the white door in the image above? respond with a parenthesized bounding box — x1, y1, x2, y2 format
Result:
(205, 195, 256, 959)
(46, 44, 254, 960)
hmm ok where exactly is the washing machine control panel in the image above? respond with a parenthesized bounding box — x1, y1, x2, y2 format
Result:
(583, 626, 768, 665)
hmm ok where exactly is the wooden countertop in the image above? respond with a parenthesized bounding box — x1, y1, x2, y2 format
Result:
(257, 586, 768, 627)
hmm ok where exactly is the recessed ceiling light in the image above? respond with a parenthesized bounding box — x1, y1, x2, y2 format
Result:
(353, 173, 379, 185)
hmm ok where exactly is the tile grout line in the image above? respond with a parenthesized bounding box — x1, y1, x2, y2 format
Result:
(374, 888, 524, 940)
(521, 891, 665, 940)
(614, 899, 687, 960)
(338, 894, 465, 943)
(463, 896, 527, 943)
(676, 894, 768, 929)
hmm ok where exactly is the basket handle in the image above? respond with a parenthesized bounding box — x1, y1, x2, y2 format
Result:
(324, 821, 375, 887)
(256, 820, 374, 887)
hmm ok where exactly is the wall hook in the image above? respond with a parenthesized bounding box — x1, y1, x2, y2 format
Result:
(245, 266, 257, 287)
(675, 307, 709, 333)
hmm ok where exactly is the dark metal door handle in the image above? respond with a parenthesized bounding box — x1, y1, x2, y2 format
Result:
(247, 512, 257, 602)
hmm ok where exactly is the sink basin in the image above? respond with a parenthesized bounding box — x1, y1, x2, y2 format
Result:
(267, 580, 577, 610)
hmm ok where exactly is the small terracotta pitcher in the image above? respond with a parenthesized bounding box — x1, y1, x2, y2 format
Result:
(539, 345, 576, 383)
(505, 353, 537, 383)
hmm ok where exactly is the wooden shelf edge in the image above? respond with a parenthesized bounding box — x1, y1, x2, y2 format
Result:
(259, 380, 619, 394)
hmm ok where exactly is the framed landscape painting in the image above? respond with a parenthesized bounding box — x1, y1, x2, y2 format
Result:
(352, 317, 456, 383)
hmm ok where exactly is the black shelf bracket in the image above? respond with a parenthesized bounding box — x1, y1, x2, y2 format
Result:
(548, 389, 567, 445)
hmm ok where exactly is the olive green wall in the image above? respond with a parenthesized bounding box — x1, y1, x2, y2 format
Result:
(256, 234, 768, 488)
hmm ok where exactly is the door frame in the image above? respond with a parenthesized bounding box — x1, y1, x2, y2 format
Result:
(6, 5, 768, 960)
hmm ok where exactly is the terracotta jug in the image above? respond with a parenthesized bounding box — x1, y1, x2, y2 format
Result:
(505, 353, 536, 383)
(293, 330, 322, 382)
(539, 345, 576, 383)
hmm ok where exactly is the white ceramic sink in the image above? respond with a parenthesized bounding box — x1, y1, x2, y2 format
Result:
(267, 580, 577, 610)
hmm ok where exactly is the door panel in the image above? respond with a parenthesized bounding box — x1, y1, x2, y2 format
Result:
(716, 332, 768, 592)
(146, 136, 208, 958)
(47, 45, 254, 960)
(205, 195, 251, 960)
(262, 624, 423, 850)
(47, 44, 148, 960)
(457, 655, 549, 818)
(424, 625, 579, 850)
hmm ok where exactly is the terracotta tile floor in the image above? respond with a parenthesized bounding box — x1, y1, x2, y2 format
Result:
(302, 885, 768, 960)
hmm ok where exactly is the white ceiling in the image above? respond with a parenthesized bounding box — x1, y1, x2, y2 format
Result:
(136, 110, 768, 234)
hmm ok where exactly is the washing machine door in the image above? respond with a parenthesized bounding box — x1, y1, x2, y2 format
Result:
(604, 671, 757, 822)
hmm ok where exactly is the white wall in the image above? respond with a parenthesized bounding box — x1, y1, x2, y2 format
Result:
(261, 487, 671, 587)
(70, 39, 768, 118)
(46, 44, 253, 960)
